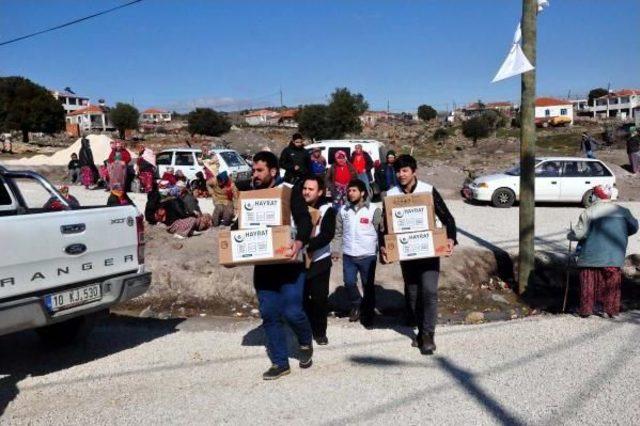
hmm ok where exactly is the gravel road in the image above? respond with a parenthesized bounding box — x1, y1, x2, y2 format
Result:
(19, 183, 640, 256)
(1, 312, 639, 425)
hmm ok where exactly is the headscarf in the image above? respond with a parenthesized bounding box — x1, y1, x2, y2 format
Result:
(593, 185, 613, 200)
(335, 150, 347, 166)
(79, 137, 95, 167)
(217, 171, 235, 201)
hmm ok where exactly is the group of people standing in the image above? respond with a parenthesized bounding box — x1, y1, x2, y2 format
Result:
(279, 133, 401, 209)
(244, 149, 457, 380)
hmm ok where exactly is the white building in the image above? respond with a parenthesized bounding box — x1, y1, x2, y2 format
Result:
(66, 105, 113, 132)
(51, 88, 89, 114)
(534, 97, 573, 126)
(591, 89, 640, 120)
(141, 108, 172, 123)
(244, 109, 280, 126)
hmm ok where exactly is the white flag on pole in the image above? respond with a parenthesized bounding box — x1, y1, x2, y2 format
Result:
(492, 0, 549, 83)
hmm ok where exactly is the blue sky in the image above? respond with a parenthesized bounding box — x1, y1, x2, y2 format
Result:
(1, 0, 638, 112)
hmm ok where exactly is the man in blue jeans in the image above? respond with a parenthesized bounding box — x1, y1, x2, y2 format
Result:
(332, 179, 384, 327)
(249, 151, 314, 380)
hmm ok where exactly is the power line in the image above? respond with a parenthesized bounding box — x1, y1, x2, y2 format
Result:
(0, 0, 145, 47)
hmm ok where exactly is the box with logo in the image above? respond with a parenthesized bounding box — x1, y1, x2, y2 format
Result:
(384, 192, 436, 234)
(218, 225, 302, 266)
(237, 186, 292, 229)
(383, 229, 449, 263)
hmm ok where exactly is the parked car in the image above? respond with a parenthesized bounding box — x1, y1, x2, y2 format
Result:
(156, 148, 252, 183)
(462, 157, 618, 208)
(0, 166, 150, 343)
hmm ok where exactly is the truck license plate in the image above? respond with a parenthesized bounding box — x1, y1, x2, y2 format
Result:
(44, 284, 102, 312)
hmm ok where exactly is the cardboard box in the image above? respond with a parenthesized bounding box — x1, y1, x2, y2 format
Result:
(237, 186, 291, 229)
(383, 229, 449, 263)
(384, 192, 436, 234)
(219, 225, 302, 266)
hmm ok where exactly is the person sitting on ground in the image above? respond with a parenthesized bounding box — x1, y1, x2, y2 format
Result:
(67, 153, 80, 184)
(177, 181, 201, 217)
(190, 171, 208, 197)
(154, 196, 209, 239)
(210, 171, 238, 227)
(567, 185, 638, 318)
(107, 183, 135, 207)
(43, 185, 80, 211)
(161, 167, 177, 185)
(175, 169, 187, 183)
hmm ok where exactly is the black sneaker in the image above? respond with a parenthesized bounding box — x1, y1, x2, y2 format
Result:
(315, 336, 329, 346)
(411, 334, 422, 348)
(262, 365, 291, 380)
(348, 307, 360, 322)
(299, 344, 313, 369)
(420, 332, 436, 355)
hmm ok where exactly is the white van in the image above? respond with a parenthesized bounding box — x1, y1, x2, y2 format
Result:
(277, 139, 386, 181)
(156, 148, 252, 183)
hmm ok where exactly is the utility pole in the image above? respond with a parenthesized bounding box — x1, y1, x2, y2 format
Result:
(518, 0, 537, 295)
(279, 87, 283, 108)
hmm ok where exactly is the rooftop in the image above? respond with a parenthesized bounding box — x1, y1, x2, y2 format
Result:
(67, 105, 106, 116)
(535, 97, 572, 107)
(143, 108, 169, 114)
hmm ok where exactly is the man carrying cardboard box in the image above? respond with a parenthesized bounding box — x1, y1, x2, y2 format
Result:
(332, 179, 384, 327)
(381, 155, 457, 355)
(302, 176, 336, 345)
(249, 151, 314, 380)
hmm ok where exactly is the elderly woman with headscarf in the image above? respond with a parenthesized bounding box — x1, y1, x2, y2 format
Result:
(78, 136, 99, 188)
(567, 185, 638, 318)
(107, 183, 135, 207)
(107, 139, 132, 190)
(325, 150, 357, 208)
(136, 145, 156, 193)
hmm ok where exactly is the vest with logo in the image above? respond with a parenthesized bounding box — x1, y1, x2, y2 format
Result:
(387, 180, 443, 229)
(340, 204, 378, 257)
(311, 203, 333, 263)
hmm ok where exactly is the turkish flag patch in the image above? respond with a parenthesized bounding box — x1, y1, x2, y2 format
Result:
(360, 217, 370, 224)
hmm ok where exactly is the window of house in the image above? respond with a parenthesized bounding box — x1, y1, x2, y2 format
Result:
(560, 108, 567, 115)
(596, 100, 607, 106)
(620, 96, 630, 103)
(69, 97, 77, 105)
(544, 109, 551, 117)
(610, 98, 618, 104)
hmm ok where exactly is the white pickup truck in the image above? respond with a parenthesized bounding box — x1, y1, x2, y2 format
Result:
(0, 165, 151, 344)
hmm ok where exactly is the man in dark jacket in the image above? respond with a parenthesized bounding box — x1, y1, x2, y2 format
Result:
(302, 176, 336, 345)
(381, 155, 457, 356)
(249, 151, 314, 380)
(279, 133, 311, 184)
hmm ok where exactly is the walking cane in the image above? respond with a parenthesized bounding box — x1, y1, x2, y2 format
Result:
(562, 222, 573, 313)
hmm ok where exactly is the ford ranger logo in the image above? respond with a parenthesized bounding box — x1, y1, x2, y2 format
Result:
(65, 244, 87, 255)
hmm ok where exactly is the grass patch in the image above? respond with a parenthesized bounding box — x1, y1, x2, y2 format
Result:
(496, 127, 520, 138)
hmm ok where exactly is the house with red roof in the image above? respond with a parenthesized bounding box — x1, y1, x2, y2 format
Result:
(65, 104, 114, 132)
(141, 108, 172, 124)
(591, 89, 640, 119)
(534, 97, 573, 126)
(244, 109, 281, 126)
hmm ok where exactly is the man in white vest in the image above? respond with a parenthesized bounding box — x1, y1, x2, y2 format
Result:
(302, 176, 336, 345)
(332, 178, 384, 327)
(382, 154, 457, 355)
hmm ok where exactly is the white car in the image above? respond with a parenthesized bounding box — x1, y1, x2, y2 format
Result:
(156, 148, 252, 183)
(463, 157, 618, 208)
